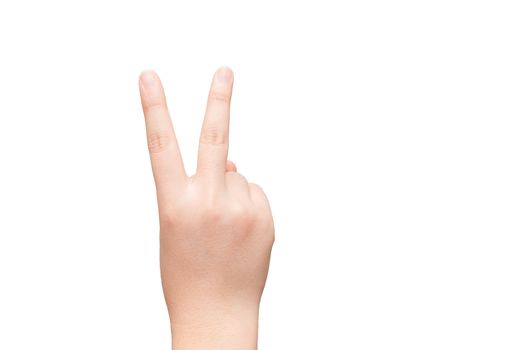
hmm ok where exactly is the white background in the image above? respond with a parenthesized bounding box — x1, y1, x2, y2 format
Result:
(0, 1, 523, 349)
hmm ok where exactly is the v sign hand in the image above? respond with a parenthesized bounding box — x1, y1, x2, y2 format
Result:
(139, 66, 275, 350)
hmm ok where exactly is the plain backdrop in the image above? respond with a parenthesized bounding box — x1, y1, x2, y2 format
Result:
(1, 1, 523, 349)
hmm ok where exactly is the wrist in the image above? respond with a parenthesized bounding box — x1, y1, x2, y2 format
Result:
(169, 298, 260, 350)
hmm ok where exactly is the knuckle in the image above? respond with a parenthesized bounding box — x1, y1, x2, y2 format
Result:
(232, 204, 256, 226)
(200, 126, 227, 145)
(142, 96, 167, 117)
(226, 172, 247, 184)
(159, 203, 182, 228)
(236, 173, 248, 183)
(249, 183, 268, 201)
(249, 183, 263, 192)
(200, 203, 223, 223)
(147, 132, 172, 154)
(209, 90, 231, 104)
(143, 100, 163, 114)
(159, 212, 175, 228)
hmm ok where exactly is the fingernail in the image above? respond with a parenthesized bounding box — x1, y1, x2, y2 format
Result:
(140, 70, 158, 89)
(216, 66, 233, 84)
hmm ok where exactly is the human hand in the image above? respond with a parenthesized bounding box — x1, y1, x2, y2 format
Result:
(139, 66, 274, 349)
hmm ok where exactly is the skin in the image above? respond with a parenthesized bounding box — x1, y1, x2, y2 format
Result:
(138, 66, 275, 350)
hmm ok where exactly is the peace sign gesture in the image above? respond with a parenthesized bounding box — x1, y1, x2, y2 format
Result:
(139, 66, 274, 349)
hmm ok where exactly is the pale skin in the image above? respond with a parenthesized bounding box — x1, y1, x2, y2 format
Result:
(138, 66, 275, 350)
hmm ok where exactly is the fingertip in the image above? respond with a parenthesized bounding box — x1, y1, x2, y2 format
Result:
(215, 65, 234, 84)
(139, 69, 160, 89)
(226, 160, 237, 172)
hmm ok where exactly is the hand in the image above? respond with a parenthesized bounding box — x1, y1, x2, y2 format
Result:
(139, 66, 275, 349)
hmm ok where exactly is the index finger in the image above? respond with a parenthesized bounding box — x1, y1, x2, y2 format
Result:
(139, 70, 187, 201)
(196, 66, 234, 184)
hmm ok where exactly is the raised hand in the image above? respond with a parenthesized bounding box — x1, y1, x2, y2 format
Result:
(139, 66, 274, 349)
